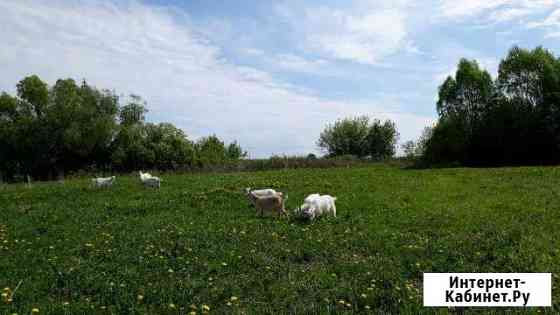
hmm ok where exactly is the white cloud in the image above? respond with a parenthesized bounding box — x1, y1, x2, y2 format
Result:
(276, 2, 410, 65)
(0, 0, 434, 158)
(438, 0, 510, 18)
(527, 8, 560, 28)
(437, 0, 557, 24)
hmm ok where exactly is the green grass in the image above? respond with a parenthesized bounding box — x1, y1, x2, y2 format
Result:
(1, 164, 559, 314)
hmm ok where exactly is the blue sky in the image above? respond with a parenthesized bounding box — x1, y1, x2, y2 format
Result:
(1, 0, 560, 157)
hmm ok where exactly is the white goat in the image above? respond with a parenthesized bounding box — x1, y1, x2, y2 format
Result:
(139, 171, 161, 188)
(139, 171, 153, 181)
(252, 192, 288, 217)
(245, 187, 277, 207)
(141, 176, 161, 188)
(304, 193, 320, 204)
(297, 194, 337, 220)
(92, 176, 116, 188)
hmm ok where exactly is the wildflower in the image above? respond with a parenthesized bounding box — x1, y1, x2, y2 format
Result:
(365, 305, 371, 310)
(226, 302, 232, 306)
(345, 303, 352, 308)
(137, 294, 144, 302)
(338, 300, 345, 305)
(63, 302, 69, 306)
(31, 308, 39, 314)
(230, 296, 238, 301)
(361, 293, 367, 298)
(189, 312, 197, 315)
(202, 304, 210, 311)
(169, 303, 176, 309)
(221, 262, 228, 266)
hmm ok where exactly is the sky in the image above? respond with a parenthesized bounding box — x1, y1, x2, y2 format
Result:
(1, 1, 560, 158)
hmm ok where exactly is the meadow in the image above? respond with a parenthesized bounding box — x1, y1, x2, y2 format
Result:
(1, 164, 559, 314)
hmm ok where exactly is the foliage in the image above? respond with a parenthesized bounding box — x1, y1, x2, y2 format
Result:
(0, 76, 246, 180)
(423, 46, 560, 166)
(226, 141, 247, 160)
(318, 116, 399, 160)
(1, 165, 559, 313)
(401, 141, 417, 160)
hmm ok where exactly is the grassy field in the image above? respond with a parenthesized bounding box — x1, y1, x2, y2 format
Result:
(1, 164, 559, 314)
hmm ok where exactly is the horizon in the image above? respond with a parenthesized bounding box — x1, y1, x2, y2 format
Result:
(2, 0, 560, 158)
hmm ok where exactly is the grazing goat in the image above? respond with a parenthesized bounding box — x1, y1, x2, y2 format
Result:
(92, 176, 116, 188)
(252, 192, 288, 217)
(296, 194, 337, 220)
(304, 193, 320, 204)
(245, 187, 277, 207)
(139, 171, 153, 181)
(139, 171, 161, 188)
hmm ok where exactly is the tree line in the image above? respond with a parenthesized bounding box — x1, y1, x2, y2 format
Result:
(404, 46, 560, 167)
(0, 75, 246, 181)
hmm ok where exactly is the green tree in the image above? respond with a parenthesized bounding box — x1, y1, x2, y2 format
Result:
(437, 59, 494, 136)
(401, 140, 417, 159)
(226, 141, 247, 160)
(119, 94, 148, 126)
(317, 116, 370, 157)
(145, 123, 195, 169)
(196, 135, 227, 166)
(16, 75, 48, 117)
(318, 116, 398, 159)
(367, 119, 399, 160)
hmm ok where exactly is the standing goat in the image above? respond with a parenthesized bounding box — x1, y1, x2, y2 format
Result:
(245, 187, 277, 207)
(92, 176, 116, 188)
(139, 171, 161, 188)
(250, 191, 288, 217)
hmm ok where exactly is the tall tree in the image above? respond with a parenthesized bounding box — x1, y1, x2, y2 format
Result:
(437, 59, 494, 135)
(119, 94, 148, 126)
(367, 119, 399, 160)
